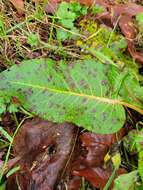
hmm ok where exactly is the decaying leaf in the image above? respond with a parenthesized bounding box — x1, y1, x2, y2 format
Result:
(68, 127, 128, 189)
(79, 130, 126, 167)
(6, 119, 128, 190)
(67, 176, 82, 190)
(12, 118, 76, 190)
(9, 0, 24, 14)
(74, 167, 111, 189)
(94, 2, 143, 64)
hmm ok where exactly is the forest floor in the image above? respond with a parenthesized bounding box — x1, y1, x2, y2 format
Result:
(0, 0, 143, 190)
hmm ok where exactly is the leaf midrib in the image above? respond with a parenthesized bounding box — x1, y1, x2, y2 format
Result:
(11, 81, 120, 103)
(11, 81, 143, 114)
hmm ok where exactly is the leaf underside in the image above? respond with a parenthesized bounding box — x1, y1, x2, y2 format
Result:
(0, 58, 138, 134)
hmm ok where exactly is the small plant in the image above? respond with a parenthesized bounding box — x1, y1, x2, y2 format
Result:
(0, 92, 18, 116)
(27, 33, 39, 47)
(56, 2, 87, 40)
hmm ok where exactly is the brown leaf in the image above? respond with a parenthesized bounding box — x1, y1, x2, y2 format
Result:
(94, 1, 143, 64)
(119, 14, 143, 64)
(79, 129, 126, 167)
(111, 3, 143, 64)
(9, 0, 24, 14)
(77, 0, 95, 6)
(73, 167, 110, 189)
(11, 120, 129, 190)
(44, 0, 60, 14)
(119, 15, 137, 40)
(67, 176, 81, 190)
(111, 3, 143, 18)
(13, 118, 76, 190)
(68, 128, 128, 189)
(73, 167, 127, 189)
(128, 41, 143, 64)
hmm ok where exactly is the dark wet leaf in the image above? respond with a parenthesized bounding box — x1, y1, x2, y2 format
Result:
(79, 130, 126, 167)
(73, 167, 127, 189)
(67, 176, 81, 190)
(68, 128, 128, 189)
(73, 167, 111, 188)
(13, 118, 76, 190)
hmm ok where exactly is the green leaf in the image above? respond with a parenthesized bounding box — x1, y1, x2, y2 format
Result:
(69, 2, 87, 16)
(0, 103, 6, 114)
(113, 171, 138, 190)
(123, 130, 143, 182)
(69, 2, 82, 12)
(8, 104, 18, 113)
(80, 6, 88, 15)
(60, 19, 74, 29)
(91, 5, 104, 15)
(56, 1, 85, 41)
(0, 126, 12, 142)
(136, 13, 143, 25)
(108, 66, 143, 110)
(27, 33, 39, 47)
(57, 29, 71, 40)
(0, 183, 6, 190)
(56, 2, 76, 20)
(0, 58, 142, 134)
(111, 38, 128, 53)
(138, 150, 143, 181)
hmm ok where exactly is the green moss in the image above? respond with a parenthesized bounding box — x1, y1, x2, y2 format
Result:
(77, 18, 139, 70)
(78, 19, 125, 48)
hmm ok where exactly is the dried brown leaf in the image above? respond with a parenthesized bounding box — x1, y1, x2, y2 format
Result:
(9, 0, 24, 14)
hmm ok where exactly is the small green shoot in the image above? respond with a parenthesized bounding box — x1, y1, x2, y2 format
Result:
(27, 33, 39, 47)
